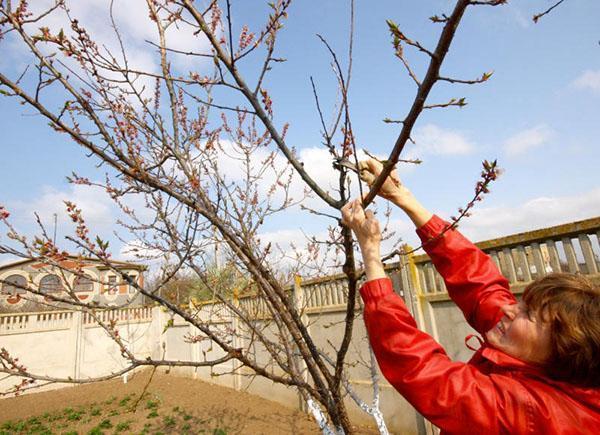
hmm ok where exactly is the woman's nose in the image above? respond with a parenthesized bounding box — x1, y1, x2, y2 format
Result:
(501, 303, 518, 319)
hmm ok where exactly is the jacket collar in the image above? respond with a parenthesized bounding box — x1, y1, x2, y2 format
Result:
(478, 345, 546, 375)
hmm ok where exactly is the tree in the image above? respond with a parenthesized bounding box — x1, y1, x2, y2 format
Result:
(0, 0, 563, 433)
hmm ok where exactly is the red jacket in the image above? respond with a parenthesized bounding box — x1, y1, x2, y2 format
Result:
(360, 215, 600, 434)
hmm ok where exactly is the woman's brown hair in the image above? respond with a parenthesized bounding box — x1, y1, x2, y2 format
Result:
(523, 273, 600, 387)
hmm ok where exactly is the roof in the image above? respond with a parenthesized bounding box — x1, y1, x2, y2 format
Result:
(0, 255, 147, 273)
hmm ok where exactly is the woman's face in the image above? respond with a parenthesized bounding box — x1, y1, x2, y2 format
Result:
(485, 302, 552, 364)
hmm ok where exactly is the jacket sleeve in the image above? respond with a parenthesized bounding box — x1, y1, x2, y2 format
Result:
(417, 215, 516, 334)
(361, 278, 510, 433)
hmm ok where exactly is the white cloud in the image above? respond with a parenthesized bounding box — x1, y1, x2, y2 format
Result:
(457, 187, 600, 242)
(6, 184, 116, 243)
(572, 70, 600, 94)
(12, 0, 213, 101)
(210, 140, 374, 212)
(503, 124, 554, 156)
(409, 124, 474, 157)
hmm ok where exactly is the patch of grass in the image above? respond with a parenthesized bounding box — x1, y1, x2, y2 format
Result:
(104, 396, 117, 405)
(118, 394, 132, 407)
(46, 412, 64, 422)
(27, 416, 41, 425)
(145, 399, 159, 410)
(1, 396, 234, 435)
(65, 409, 85, 421)
(115, 421, 131, 432)
(98, 419, 113, 429)
(162, 415, 176, 428)
(1, 420, 26, 432)
(0, 418, 52, 435)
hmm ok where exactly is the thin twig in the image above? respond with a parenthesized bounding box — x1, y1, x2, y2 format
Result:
(533, 0, 566, 23)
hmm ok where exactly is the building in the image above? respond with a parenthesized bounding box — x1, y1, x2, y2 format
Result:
(0, 256, 147, 312)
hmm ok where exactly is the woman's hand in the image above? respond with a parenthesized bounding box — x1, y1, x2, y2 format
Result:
(341, 198, 386, 281)
(358, 159, 411, 206)
(358, 158, 433, 228)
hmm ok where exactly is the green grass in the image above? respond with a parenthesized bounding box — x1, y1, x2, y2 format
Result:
(1, 393, 231, 435)
(98, 418, 112, 429)
(145, 399, 159, 410)
(104, 396, 116, 405)
(162, 415, 176, 428)
(0, 417, 52, 435)
(65, 408, 84, 421)
(118, 394, 133, 407)
(115, 420, 131, 432)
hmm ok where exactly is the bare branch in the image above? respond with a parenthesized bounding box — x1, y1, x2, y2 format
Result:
(533, 0, 567, 23)
(439, 71, 493, 84)
(363, 0, 473, 207)
(423, 97, 467, 109)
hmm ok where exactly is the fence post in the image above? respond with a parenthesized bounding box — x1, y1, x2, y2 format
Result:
(231, 288, 241, 391)
(401, 246, 427, 332)
(292, 275, 309, 412)
(70, 311, 84, 379)
(189, 299, 199, 380)
(150, 306, 165, 360)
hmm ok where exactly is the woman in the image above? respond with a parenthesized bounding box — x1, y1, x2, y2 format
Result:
(341, 159, 600, 434)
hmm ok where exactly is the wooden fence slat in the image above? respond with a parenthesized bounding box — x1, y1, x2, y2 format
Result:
(578, 234, 599, 274)
(545, 240, 562, 273)
(515, 246, 532, 282)
(500, 248, 518, 282)
(531, 242, 547, 278)
(490, 251, 501, 270)
(417, 266, 427, 295)
(425, 264, 437, 293)
(435, 271, 447, 293)
(562, 238, 580, 273)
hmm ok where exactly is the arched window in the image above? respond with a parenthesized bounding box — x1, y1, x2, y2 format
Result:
(1, 274, 27, 295)
(73, 274, 94, 293)
(39, 274, 63, 294)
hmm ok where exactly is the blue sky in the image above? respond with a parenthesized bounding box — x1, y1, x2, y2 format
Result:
(1, 0, 599, 267)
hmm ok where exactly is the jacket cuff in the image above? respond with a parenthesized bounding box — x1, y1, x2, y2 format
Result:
(416, 214, 450, 244)
(359, 278, 394, 303)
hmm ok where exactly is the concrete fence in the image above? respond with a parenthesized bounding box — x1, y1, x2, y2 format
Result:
(1, 217, 599, 434)
(0, 307, 157, 392)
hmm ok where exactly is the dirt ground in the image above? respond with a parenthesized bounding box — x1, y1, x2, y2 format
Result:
(0, 370, 377, 434)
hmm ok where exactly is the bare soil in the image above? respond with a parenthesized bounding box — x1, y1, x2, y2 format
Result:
(0, 370, 323, 434)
